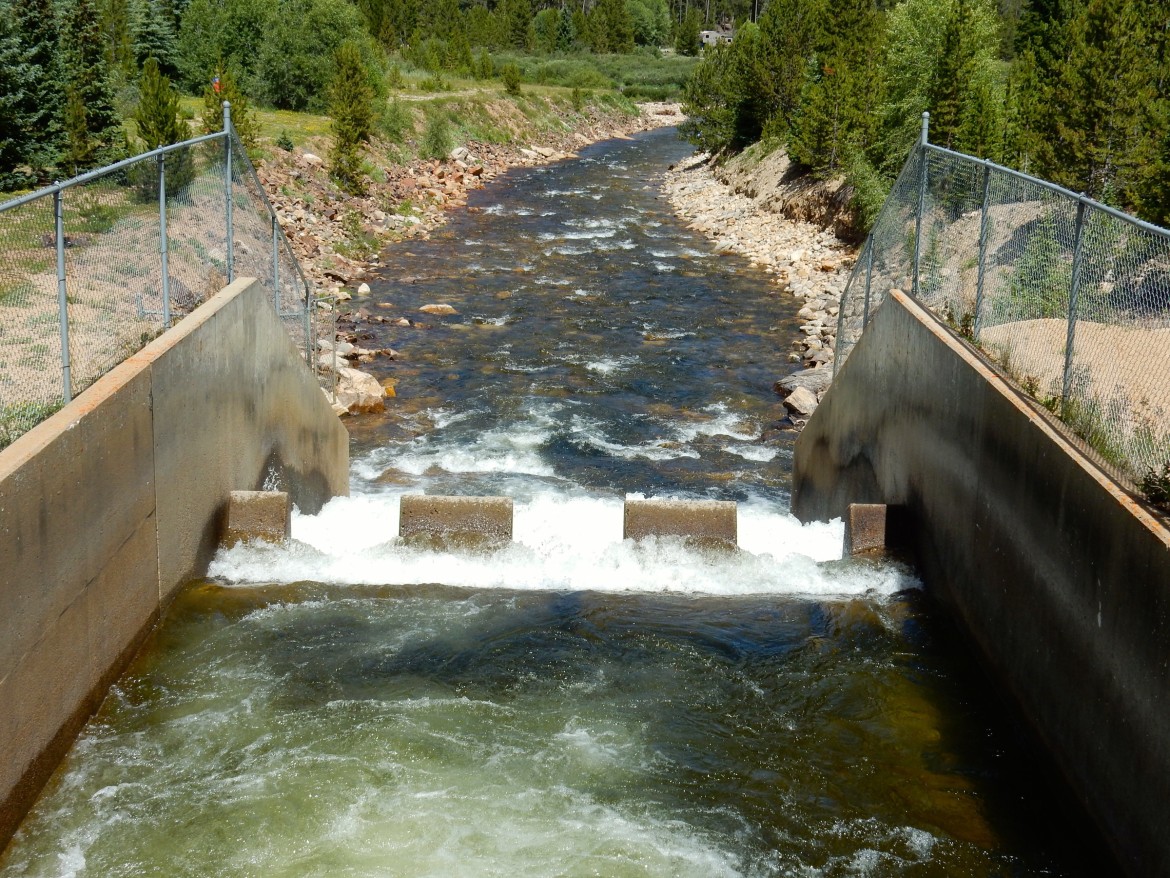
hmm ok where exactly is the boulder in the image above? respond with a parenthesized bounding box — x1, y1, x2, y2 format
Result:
(775, 365, 833, 396)
(419, 303, 458, 315)
(302, 152, 323, 166)
(334, 366, 386, 414)
(782, 385, 819, 416)
(357, 282, 371, 294)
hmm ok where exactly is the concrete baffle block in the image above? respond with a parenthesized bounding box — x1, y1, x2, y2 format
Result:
(844, 503, 886, 556)
(223, 491, 291, 546)
(399, 494, 513, 542)
(624, 499, 737, 549)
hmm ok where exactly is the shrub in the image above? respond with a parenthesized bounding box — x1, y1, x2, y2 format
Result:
(276, 130, 294, 151)
(420, 114, 453, 159)
(379, 99, 412, 144)
(501, 62, 522, 96)
(1141, 461, 1170, 512)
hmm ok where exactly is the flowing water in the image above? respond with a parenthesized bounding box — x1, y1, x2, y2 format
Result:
(1, 130, 1108, 877)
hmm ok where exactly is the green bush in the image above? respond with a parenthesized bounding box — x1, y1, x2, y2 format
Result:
(379, 99, 413, 144)
(420, 114, 453, 159)
(501, 62, 522, 96)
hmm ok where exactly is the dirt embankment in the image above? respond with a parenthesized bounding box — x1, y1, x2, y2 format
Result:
(664, 145, 860, 425)
(258, 101, 684, 298)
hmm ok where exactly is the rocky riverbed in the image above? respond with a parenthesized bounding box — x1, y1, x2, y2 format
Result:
(663, 147, 859, 424)
(259, 101, 683, 301)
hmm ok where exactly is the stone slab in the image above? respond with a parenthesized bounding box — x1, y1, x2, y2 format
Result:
(224, 491, 291, 546)
(399, 495, 513, 541)
(844, 503, 886, 555)
(624, 499, 737, 548)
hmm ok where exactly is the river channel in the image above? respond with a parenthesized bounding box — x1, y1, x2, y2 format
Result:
(0, 129, 1110, 876)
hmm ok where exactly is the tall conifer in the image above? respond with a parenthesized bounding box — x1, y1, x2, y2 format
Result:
(13, 0, 67, 175)
(65, 0, 125, 168)
(329, 41, 374, 195)
(132, 0, 180, 77)
(0, 12, 35, 188)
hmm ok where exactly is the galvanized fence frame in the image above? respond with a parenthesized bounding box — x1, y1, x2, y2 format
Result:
(0, 103, 331, 447)
(836, 113, 1170, 488)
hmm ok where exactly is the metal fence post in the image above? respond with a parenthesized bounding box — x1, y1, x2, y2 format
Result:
(159, 153, 171, 327)
(972, 161, 992, 341)
(862, 239, 875, 327)
(54, 187, 72, 404)
(1062, 198, 1089, 407)
(223, 101, 234, 284)
(912, 112, 929, 299)
(272, 214, 280, 311)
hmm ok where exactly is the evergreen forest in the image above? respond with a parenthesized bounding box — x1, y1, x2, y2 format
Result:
(1, 0, 723, 190)
(681, 0, 1170, 228)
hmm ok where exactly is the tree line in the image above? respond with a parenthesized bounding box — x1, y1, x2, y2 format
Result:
(681, 0, 1170, 228)
(0, 0, 717, 189)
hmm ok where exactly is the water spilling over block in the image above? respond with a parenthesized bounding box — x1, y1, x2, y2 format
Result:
(224, 491, 291, 546)
(399, 494, 514, 543)
(844, 503, 886, 556)
(623, 499, 737, 549)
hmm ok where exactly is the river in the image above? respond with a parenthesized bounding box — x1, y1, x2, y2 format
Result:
(0, 129, 1110, 877)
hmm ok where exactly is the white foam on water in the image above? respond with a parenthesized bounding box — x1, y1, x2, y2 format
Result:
(584, 355, 637, 375)
(670, 404, 760, 443)
(725, 444, 780, 462)
(207, 489, 915, 599)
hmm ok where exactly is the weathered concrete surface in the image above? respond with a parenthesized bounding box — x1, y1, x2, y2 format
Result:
(224, 491, 292, 546)
(624, 499, 737, 548)
(149, 280, 349, 596)
(0, 278, 349, 853)
(793, 291, 1170, 878)
(843, 503, 886, 555)
(399, 495, 513, 541)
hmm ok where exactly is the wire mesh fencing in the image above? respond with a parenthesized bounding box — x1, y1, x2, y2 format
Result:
(0, 114, 328, 450)
(836, 118, 1170, 488)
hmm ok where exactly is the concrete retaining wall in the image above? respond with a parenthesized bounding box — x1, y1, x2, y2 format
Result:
(0, 278, 349, 851)
(792, 291, 1170, 878)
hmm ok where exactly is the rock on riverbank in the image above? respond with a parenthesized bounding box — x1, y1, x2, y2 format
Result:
(259, 101, 683, 301)
(663, 148, 858, 425)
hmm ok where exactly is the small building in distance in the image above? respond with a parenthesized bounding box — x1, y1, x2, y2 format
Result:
(700, 25, 734, 47)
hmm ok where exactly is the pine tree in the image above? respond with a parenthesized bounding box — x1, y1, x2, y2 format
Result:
(199, 65, 258, 149)
(65, 0, 125, 168)
(13, 0, 67, 175)
(788, 0, 884, 176)
(132, 56, 192, 197)
(135, 57, 184, 148)
(505, 0, 533, 50)
(1041, 0, 1154, 203)
(555, 6, 575, 51)
(132, 0, 179, 78)
(329, 41, 374, 195)
(675, 6, 701, 56)
(63, 88, 92, 175)
(99, 0, 135, 73)
(590, 0, 635, 53)
(0, 12, 36, 188)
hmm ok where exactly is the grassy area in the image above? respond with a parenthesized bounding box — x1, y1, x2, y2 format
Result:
(183, 81, 642, 167)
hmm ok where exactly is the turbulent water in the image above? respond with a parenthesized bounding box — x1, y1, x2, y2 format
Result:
(0, 129, 1108, 877)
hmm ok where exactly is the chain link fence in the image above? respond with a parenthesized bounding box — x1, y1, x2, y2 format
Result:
(836, 115, 1170, 489)
(0, 109, 331, 450)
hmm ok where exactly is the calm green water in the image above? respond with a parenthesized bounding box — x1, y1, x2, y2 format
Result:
(0, 130, 1110, 877)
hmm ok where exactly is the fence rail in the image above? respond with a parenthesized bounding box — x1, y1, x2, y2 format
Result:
(0, 104, 329, 448)
(836, 113, 1170, 488)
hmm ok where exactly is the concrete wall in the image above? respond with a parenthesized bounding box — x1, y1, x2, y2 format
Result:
(0, 278, 349, 851)
(792, 291, 1170, 878)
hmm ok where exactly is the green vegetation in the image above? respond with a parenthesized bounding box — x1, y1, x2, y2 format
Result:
(329, 41, 376, 194)
(0, 401, 63, 450)
(1141, 462, 1170, 513)
(681, 0, 1170, 230)
(1, 0, 705, 191)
